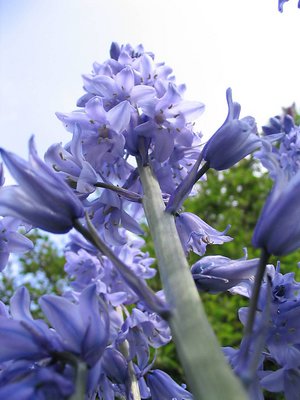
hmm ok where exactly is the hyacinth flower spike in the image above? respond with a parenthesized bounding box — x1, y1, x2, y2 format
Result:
(0, 137, 84, 233)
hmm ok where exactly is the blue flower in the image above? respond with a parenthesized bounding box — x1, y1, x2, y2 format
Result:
(202, 88, 259, 170)
(39, 284, 109, 367)
(191, 252, 258, 293)
(278, 0, 289, 11)
(278, 0, 300, 11)
(0, 217, 33, 271)
(0, 137, 84, 233)
(146, 369, 193, 400)
(252, 160, 300, 256)
(175, 212, 232, 255)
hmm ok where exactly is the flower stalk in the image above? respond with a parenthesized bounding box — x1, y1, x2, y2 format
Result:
(137, 159, 247, 400)
(244, 248, 270, 338)
(73, 215, 168, 317)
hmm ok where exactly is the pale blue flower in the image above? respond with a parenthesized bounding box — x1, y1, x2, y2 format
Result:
(253, 159, 300, 256)
(202, 88, 259, 170)
(0, 137, 84, 233)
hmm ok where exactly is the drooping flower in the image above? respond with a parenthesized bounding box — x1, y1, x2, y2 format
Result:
(278, 0, 289, 11)
(259, 115, 300, 180)
(201, 88, 259, 170)
(175, 211, 232, 255)
(0, 137, 84, 233)
(134, 82, 204, 162)
(191, 252, 258, 293)
(40, 284, 109, 367)
(0, 217, 33, 271)
(146, 369, 193, 400)
(252, 158, 300, 256)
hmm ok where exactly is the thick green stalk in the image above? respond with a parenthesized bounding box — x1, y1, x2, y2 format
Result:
(138, 161, 247, 400)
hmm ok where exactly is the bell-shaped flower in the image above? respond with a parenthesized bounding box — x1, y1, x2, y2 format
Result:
(146, 369, 193, 400)
(191, 252, 259, 293)
(0, 361, 75, 400)
(134, 82, 204, 162)
(101, 347, 128, 384)
(175, 212, 232, 255)
(252, 156, 300, 256)
(0, 287, 63, 363)
(0, 137, 84, 233)
(39, 284, 109, 367)
(201, 88, 259, 170)
(0, 217, 33, 271)
(260, 366, 300, 399)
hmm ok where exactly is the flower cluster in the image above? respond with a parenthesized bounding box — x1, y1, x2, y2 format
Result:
(253, 116, 300, 256)
(224, 263, 300, 400)
(0, 38, 300, 400)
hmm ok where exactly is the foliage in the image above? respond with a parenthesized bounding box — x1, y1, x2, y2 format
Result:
(0, 230, 65, 313)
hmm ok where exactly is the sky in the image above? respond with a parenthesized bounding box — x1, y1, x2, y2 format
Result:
(0, 0, 299, 163)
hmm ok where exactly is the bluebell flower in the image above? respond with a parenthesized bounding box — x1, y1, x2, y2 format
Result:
(0, 287, 77, 399)
(101, 347, 128, 384)
(45, 124, 98, 195)
(191, 252, 258, 293)
(175, 211, 232, 255)
(278, 0, 289, 11)
(260, 367, 300, 400)
(201, 88, 259, 170)
(134, 82, 204, 162)
(119, 306, 171, 369)
(258, 116, 300, 180)
(0, 362, 74, 400)
(0, 137, 84, 233)
(252, 157, 300, 256)
(146, 369, 193, 400)
(0, 217, 33, 271)
(40, 284, 109, 367)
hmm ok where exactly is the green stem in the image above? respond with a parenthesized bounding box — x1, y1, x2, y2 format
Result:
(244, 248, 270, 338)
(137, 160, 247, 400)
(73, 215, 168, 317)
(194, 161, 210, 182)
(247, 275, 272, 385)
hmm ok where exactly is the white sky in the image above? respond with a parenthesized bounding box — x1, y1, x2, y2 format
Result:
(0, 0, 300, 160)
